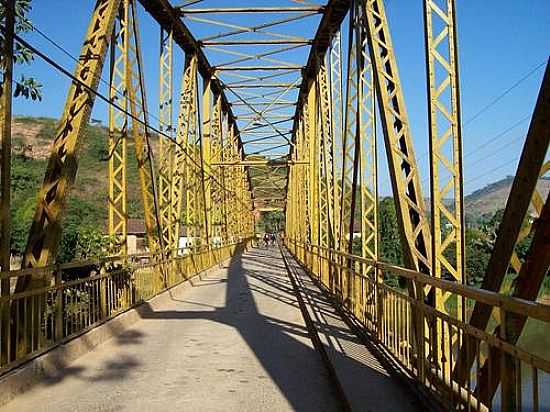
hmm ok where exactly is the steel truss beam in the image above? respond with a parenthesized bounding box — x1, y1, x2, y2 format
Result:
(124, 0, 164, 256)
(202, 40, 312, 46)
(362, 0, 431, 275)
(173, 54, 198, 250)
(329, 31, 344, 256)
(214, 66, 303, 71)
(107, 5, 130, 256)
(337, 0, 377, 308)
(339, 2, 361, 255)
(425, 0, 465, 298)
(201, 79, 213, 246)
(424, 0, 465, 376)
(16, 0, 122, 291)
(178, 7, 325, 14)
(158, 27, 174, 254)
(357, 6, 377, 269)
(454, 60, 550, 407)
(211, 160, 307, 166)
(191, 13, 315, 44)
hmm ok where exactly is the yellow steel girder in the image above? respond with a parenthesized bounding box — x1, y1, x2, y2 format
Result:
(158, 28, 174, 253)
(362, 0, 432, 274)
(172, 54, 198, 250)
(124, 0, 164, 255)
(107, 0, 132, 257)
(425, 0, 465, 317)
(17, 0, 122, 291)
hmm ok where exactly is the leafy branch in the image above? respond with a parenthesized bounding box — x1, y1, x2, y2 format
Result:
(0, 0, 42, 101)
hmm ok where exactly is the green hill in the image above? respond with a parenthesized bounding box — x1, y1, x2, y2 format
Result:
(465, 175, 550, 224)
(10, 116, 151, 260)
(11, 116, 547, 257)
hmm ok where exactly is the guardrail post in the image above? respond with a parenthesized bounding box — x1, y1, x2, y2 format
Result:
(0, 276, 10, 365)
(415, 279, 426, 385)
(100, 265, 108, 321)
(320, 247, 324, 283)
(54, 267, 63, 342)
(499, 307, 516, 411)
(375, 265, 383, 341)
(129, 259, 136, 306)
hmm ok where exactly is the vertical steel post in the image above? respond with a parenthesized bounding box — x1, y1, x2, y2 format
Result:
(0, 0, 15, 365)
(357, 2, 377, 269)
(17, 0, 122, 287)
(108, 5, 129, 256)
(362, 0, 432, 275)
(201, 78, 212, 248)
(329, 31, 344, 252)
(424, 0, 465, 375)
(126, 0, 164, 256)
(173, 54, 198, 251)
(339, 3, 360, 256)
(307, 84, 319, 252)
(158, 27, 174, 253)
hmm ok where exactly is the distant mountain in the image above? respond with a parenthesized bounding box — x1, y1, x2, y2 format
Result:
(464, 175, 550, 224)
(376, 175, 548, 228)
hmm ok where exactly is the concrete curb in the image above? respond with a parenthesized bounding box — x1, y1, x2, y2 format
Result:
(0, 260, 229, 408)
(279, 245, 352, 412)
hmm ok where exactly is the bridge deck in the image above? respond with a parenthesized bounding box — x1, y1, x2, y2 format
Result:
(4, 247, 418, 412)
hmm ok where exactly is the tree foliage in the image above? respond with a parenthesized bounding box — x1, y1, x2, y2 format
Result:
(56, 198, 109, 263)
(0, 0, 42, 101)
(10, 152, 107, 263)
(378, 197, 403, 266)
(376, 201, 539, 289)
(464, 228, 491, 286)
(257, 210, 284, 233)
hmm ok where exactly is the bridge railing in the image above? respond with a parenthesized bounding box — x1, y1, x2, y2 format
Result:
(286, 239, 550, 411)
(0, 239, 250, 375)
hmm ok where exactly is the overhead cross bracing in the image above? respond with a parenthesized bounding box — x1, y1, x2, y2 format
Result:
(178, 0, 327, 210)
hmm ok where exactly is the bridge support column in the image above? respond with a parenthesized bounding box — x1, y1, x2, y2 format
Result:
(0, 0, 15, 366)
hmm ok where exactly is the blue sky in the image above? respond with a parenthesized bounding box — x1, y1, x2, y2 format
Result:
(12, 0, 550, 196)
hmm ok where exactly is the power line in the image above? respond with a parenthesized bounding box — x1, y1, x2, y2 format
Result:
(30, 24, 171, 134)
(463, 156, 519, 187)
(462, 115, 529, 159)
(465, 135, 524, 168)
(462, 60, 546, 128)
(8, 28, 251, 208)
(419, 115, 530, 188)
(416, 60, 545, 162)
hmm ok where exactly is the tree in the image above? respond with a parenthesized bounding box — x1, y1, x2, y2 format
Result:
(464, 228, 491, 286)
(378, 198, 404, 288)
(10, 195, 34, 254)
(257, 210, 284, 233)
(464, 208, 534, 287)
(56, 198, 107, 263)
(378, 197, 403, 266)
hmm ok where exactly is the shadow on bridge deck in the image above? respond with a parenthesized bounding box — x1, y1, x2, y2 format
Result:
(2, 246, 419, 412)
